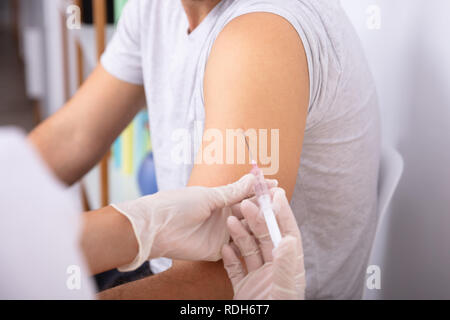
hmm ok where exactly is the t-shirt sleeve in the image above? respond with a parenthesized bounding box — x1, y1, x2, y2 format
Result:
(101, 0, 143, 85)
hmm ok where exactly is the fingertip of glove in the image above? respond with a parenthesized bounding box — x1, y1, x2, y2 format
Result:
(272, 187, 287, 198)
(271, 188, 289, 212)
(240, 173, 256, 190)
(227, 215, 240, 228)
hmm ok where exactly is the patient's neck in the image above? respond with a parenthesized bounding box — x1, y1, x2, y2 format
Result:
(181, 0, 222, 34)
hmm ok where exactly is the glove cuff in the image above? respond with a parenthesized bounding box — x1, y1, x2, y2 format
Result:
(111, 203, 156, 272)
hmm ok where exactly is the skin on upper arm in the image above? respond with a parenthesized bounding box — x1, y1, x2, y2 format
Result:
(29, 65, 145, 185)
(98, 12, 309, 300)
(189, 12, 309, 200)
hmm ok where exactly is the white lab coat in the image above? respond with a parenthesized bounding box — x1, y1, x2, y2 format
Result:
(0, 127, 95, 299)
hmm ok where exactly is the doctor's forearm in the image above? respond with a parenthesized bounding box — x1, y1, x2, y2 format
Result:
(80, 206, 138, 275)
(97, 260, 233, 299)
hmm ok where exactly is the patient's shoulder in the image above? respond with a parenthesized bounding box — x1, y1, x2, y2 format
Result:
(211, 12, 307, 62)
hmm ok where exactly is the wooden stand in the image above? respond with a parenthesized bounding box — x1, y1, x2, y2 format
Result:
(92, 0, 109, 207)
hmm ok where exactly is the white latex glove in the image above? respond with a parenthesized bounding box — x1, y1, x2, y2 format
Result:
(112, 174, 276, 272)
(222, 188, 306, 300)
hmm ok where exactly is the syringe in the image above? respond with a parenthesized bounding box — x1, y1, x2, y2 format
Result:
(245, 137, 282, 248)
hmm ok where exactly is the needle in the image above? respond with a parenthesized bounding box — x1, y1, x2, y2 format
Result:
(244, 135, 256, 165)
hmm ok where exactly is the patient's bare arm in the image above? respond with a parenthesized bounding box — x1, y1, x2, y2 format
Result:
(98, 12, 309, 300)
(29, 65, 145, 185)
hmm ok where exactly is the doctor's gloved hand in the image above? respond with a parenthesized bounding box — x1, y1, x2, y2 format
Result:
(222, 188, 306, 300)
(111, 174, 277, 272)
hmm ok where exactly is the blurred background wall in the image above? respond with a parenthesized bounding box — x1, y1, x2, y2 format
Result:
(0, 1, 11, 28)
(341, 0, 450, 299)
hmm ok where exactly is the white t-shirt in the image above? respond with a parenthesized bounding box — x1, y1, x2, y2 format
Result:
(0, 128, 95, 299)
(101, 0, 381, 299)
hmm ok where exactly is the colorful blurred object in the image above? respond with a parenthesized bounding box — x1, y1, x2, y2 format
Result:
(113, 0, 129, 23)
(112, 110, 152, 178)
(133, 111, 149, 173)
(110, 0, 155, 186)
(138, 152, 158, 196)
(121, 121, 134, 175)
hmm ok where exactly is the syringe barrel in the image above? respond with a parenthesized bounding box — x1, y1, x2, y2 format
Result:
(257, 194, 282, 248)
(251, 163, 282, 247)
